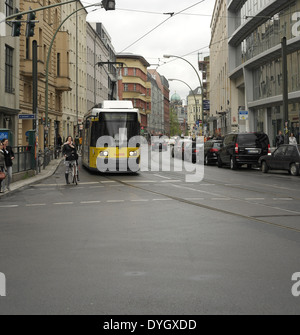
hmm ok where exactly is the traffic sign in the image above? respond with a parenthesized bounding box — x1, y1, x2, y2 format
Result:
(239, 110, 248, 120)
(18, 114, 35, 119)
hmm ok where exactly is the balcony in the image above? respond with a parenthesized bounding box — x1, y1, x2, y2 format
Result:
(20, 59, 45, 78)
(55, 76, 71, 92)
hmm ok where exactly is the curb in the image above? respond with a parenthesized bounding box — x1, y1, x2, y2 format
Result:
(0, 158, 64, 198)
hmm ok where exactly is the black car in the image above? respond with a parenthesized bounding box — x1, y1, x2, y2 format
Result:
(151, 138, 167, 151)
(259, 144, 300, 176)
(217, 132, 270, 170)
(204, 140, 223, 165)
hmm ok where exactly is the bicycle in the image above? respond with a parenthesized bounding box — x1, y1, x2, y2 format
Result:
(68, 160, 78, 185)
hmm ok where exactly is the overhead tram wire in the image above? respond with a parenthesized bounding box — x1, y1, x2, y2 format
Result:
(119, 0, 206, 54)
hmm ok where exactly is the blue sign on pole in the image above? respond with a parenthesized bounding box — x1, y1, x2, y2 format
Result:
(203, 100, 210, 111)
(18, 114, 35, 119)
(0, 131, 9, 141)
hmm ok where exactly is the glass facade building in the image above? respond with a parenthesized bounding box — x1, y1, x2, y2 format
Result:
(228, 0, 300, 145)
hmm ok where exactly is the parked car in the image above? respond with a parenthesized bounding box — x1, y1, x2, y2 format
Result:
(151, 138, 168, 151)
(217, 132, 270, 170)
(204, 140, 223, 165)
(172, 139, 192, 159)
(259, 144, 300, 176)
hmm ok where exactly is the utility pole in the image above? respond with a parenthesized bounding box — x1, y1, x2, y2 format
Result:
(32, 40, 39, 175)
(281, 37, 289, 144)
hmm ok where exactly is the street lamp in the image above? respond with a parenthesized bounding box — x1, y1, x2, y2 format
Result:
(169, 78, 198, 135)
(164, 54, 203, 134)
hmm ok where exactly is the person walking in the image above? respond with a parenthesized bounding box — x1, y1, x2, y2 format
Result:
(0, 142, 7, 193)
(289, 133, 298, 145)
(2, 138, 15, 192)
(275, 130, 284, 147)
(62, 136, 78, 184)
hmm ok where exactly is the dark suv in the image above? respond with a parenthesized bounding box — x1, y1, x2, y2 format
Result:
(217, 132, 270, 170)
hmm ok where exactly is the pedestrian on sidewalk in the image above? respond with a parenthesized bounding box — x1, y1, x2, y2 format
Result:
(275, 130, 284, 147)
(0, 142, 7, 193)
(2, 138, 14, 192)
(289, 133, 298, 145)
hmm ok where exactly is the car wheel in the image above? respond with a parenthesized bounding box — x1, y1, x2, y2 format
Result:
(217, 156, 223, 168)
(261, 161, 269, 173)
(290, 163, 299, 176)
(230, 157, 238, 170)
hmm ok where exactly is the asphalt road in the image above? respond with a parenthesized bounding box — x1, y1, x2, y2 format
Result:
(0, 148, 300, 315)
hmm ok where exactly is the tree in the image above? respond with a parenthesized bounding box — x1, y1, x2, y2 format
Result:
(169, 107, 181, 136)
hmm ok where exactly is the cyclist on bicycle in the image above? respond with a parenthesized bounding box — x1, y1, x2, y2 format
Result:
(62, 136, 78, 184)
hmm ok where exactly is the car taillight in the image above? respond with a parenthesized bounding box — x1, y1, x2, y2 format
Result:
(193, 149, 199, 153)
(210, 148, 218, 153)
(268, 144, 271, 155)
(235, 143, 239, 154)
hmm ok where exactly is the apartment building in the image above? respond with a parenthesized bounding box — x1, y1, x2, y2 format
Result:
(211, 0, 300, 145)
(18, 0, 70, 148)
(117, 53, 151, 129)
(0, 0, 20, 146)
(86, 22, 117, 114)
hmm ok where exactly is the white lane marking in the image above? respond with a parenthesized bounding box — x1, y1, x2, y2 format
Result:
(89, 186, 105, 189)
(0, 205, 19, 208)
(153, 174, 172, 179)
(131, 199, 149, 202)
(273, 198, 293, 201)
(152, 198, 173, 201)
(26, 203, 46, 207)
(53, 202, 74, 205)
(120, 180, 155, 183)
(100, 181, 116, 183)
(245, 198, 265, 201)
(80, 201, 101, 204)
(106, 200, 125, 203)
(211, 198, 231, 201)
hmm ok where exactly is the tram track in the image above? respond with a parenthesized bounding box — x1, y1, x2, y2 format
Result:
(104, 174, 300, 234)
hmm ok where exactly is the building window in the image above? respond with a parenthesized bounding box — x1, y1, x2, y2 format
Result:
(5, 45, 14, 94)
(124, 84, 128, 91)
(57, 53, 61, 76)
(5, 0, 13, 25)
(123, 68, 128, 76)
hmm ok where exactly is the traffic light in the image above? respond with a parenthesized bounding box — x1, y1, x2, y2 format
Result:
(25, 8, 36, 38)
(11, 8, 22, 37)
(102, 0, 116, 11)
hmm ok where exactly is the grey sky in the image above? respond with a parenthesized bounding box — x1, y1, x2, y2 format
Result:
(82, 0, 215, 102)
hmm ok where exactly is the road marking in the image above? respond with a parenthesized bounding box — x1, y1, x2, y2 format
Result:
(89, 186, 104, 189)
(26, 203, 46, 207)
(273, 198, 293, 201)
(121, 180, 155, 183)
(131, 199, 149, 202)
(80, 201, 101, 204)
(100, 181, 116, 183)
(152, 198, 173, 201)
(106, 200, 125, 203)
(0, 205, 19, 208)
(185, 198, 205, 201)
(245, 198, 265, 201)
(53, 202, 74, 205)
(211, 198, 231, 201)
(153, 174, 172, 179)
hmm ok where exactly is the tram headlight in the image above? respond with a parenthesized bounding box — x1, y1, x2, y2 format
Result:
(129, 151, 138, 157)
(100, 151, 109, 157)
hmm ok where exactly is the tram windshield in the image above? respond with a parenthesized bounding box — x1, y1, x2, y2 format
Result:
(91, 112, 140, 147)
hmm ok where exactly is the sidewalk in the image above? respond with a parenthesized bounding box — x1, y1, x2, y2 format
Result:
(0, 157, 64, 198)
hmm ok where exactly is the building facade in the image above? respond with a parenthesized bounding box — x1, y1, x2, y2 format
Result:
(18, 0, 70, 148)
(86, 22, 117, 114)
(148, 69, 170, 136)
(210, 0, 233, 138)
(117, 53, 151, 129)
(187, 87, 202, 136)
(228, 0, 300, 145)
(0, 0, 20, 146)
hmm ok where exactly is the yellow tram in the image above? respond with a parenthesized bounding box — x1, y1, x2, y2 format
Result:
(82, 100, 141, 172)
